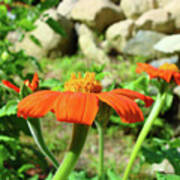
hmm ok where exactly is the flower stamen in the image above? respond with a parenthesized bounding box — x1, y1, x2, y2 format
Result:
(159, 63, 179, 72)
(64, 72, 102, 93)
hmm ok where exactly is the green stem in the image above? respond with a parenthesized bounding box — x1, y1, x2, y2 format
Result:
(122, 92, 167, 180)
(52, 124, 89, 180)
(27, 118, 59, 168)
(95, 121, 105, 180)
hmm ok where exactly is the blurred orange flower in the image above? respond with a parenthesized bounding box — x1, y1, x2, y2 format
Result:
(2, 72, 39, 93)
(17, 72, 154, 126)
(136, 63, 180, 85)
(24, 72, 39, 91)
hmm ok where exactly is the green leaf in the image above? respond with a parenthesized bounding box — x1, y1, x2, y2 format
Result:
(40, 78, 64, 91)
(0, 135, 20, 150)
(29, 34, 42, 47)
(45, 17, 66, 37)
(107, 169, 122, 180)
(45, 172, 53, 180)
(95, 72, 110, 81)
(0, 5, 7, 17)
(69, 171, 88, 180)
(161, 93, 173, 113)
(156, 172, 180, 180)
(40, 0, 59, 10)
(19, 83, 32, 99)
(28, 175, 39, 180)
(169, 138, 180, 148)
(17, 19, 36, 31)
(122, 75, 149, 93)
(40, 78, 61, 88)
(0, 145, 9, 167)
(141, 146, 164, 164)
(18, 164, 35, 174)
(0, 100, 18, 117)
(164, 148, 180, 174)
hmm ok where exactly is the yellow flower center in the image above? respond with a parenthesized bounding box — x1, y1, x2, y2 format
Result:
(159, 63, 179, 72)
(64, 72, 102, 93)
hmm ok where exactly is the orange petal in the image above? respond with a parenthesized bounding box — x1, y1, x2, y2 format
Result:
(158, 70, 173, 83)
(136, 63, 178, 84)
(174, 72, 180, 85)
(97, 92, 144, 123)
(17, 90, 60, 119)
(31, 72, 39, 91)
(136, 63, 160, 80)
(2, 80, 20, 93)
(54, 92, 99, 125)
(111, 89, 154, 107)
(136, 63, 156, 74)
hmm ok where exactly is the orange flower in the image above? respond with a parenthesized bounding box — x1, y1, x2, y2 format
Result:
(17, 72, 154, 126)
(136, 63, 180, 85)
(2, 72, 39, 93)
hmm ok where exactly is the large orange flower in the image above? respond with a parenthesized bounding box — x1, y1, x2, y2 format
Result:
(136, 63, 180, 85)
(2, 72, 39, 93)
(17, 72, 154, 126)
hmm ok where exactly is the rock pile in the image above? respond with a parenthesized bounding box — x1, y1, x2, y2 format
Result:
(9, 0, 180, 60)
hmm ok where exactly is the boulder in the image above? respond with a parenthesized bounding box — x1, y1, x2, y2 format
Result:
(136, 9, 174, 33)
(123, 30, 166, 58)
(110, 0, 121, 5)
(164, 0, 180, 32)
(14, 9, 75, 59)
(100, 40, 111, 53)
(154, 35, 180, 54)
(57, 0, 77, 18)
(156, 0, 170, 8)
(151, 159, 174, 174)
(76, 24, 110, 64)
(121, 0, 156, 19)
(106, 19, 135, 52)
(71, 0, 125, 32)
(150, 55, 179, 68)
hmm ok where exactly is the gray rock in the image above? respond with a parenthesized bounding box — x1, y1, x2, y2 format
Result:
(156, 0, 170, 8)
(7, 31, 21, 44)
(136, 9, 174, 34)
(110, 0, 121, 5)
(121, 0, 156, 19)
(106, 19, 135, 52)
(164, 0, 180, 32)
(150, 55, 179, 67)
(76, 24, 110, 65)
(14, 9, 75, 59)
(174, 86, 180, 97)
(123, 30, 166, 58)
(151, 159, 174, 174)
(57, 0, 77, 18)
(154, 35, 180, 54)
(100, 40, 111, 53)
(71, 0, 125, 32)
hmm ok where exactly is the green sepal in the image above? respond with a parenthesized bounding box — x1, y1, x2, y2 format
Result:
(27, 118, 59, 169)
(19, 83, 32, 99)
(95, 102, 112, 128)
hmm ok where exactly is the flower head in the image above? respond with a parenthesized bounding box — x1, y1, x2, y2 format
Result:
(2, 72, 39, 93)
(136, 63, 180, 85)
(17, 72, 154, 125)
